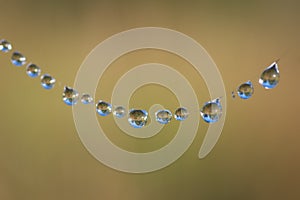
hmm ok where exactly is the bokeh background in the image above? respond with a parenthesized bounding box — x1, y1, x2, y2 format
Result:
(0, 0, 299, 199)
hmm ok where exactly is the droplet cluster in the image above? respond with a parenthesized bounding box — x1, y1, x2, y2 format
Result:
(0, 38, 281, 128)
(232, 61, 280, 100)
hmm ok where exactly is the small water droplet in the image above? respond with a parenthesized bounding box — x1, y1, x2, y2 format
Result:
(128, 109, 148, 128)
(11, 51, 26, 66)
(26, 63, 41, 78)
(96, 101, 112, 116)
(113, 106, 126, 118)
(0, 39, 12, 52)
(62, 86, 79, 106)
(231, 91, 236, 99)
(259, 62, 280, 89)
(174, 107, 189, 121)
(237, 81, 254, 99)
(81, 94, 93, 104)
(200, 98, 222, 123)
(41, 74, 56, 90)
(155, 109, 172, 124)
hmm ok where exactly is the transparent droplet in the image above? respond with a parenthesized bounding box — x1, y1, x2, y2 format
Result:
(41, 74, 56, 90)
(26, 63, 41, 78)
(81, 94, 93, 104)
(96, 101, 112, 116)
(128, 109, 148, 128)
(0, 39, 12, 52)
(237, 81, 254, 99)
(200, 98, 222, 123)
(11, 51, 26, 66)
(113, 106, 126, 118)
(174, 107, 189, 121)
(259, 62, 280, 89)
(155, 109, 172, 124)
(62, 86, 79, 106)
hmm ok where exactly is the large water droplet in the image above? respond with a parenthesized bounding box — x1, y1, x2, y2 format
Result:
(259, 62, 280, 89)
(237, 81, 254, 99)
(96, 101, 112, 116)
(0, 39, 12, 52)
(62, 86, 79, 106)
(26, 63, 41, 78)
(113, 106, 126, 118)
(174, 107, 189, 121)
(41, 74, 56, 90)
(81, 94, 93, 104)
(200, 98, 222, 123)
(11, 51, 26, 66)
(155, 109, 172, 124)
(128, 109, 148, 128)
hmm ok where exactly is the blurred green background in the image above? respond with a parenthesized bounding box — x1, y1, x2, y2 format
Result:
(0, 0, 299, 199)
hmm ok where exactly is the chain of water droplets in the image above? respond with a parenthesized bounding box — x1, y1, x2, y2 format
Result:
(0, 39, 280, 128)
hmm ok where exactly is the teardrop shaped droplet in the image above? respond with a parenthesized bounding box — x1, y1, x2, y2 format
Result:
(128, 109, 148, 128)
(11, 51, 26, 66)
(62, 86, 79, 106)
(237, 81, 254, 99)
(155, 109, 172, 124)
(200, 98, 222, 123)
(0, 39, 12, 52)
(113, 106, 126, 118)
(174, 107, 189, 121)
(259, 62, 280, 89)
(96, 101, 112, 116)
(81, 94, 93, 104)
(41, 74, 56, 90)
(26, 63, 41, 78)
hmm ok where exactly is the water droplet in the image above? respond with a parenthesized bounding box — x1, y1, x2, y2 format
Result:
(0, 39, 12, 52)
(200, 98, 222, 123)
(81, 94, 93, 104)
(62, 86, 79, 106)
(259, 62, 280, 89)
(174, 107, 189, 121)
(41, 74, 56, 90)
(231, 91, 236, 99)
(11, 51, 26, 66)
(26, 63, 41, 78)
(155, 109, 172, 124)
(237, 81, 254, 99)
(113, 106, 126, 118)
(96, 101, 112, 116)
(128, 109, 148, 128)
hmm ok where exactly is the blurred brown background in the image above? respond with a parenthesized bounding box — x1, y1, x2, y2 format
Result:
(0, 0, 299, 199)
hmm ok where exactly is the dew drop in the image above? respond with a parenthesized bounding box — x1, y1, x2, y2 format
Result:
(62, 86, 79, 106)
(174, 107, 189, 121)
(200, 98, 222, 123)
(237, 81, 254, 99)
(26, 63, 41, 78)
(155, 109, 172, 124)
(81, 94, 93, 104)
(96, 101, 112, 116)
(128, 109, 148, 128)
(259, 62, 280, 89)
(231, 91, 236, 99)
(40, 74, 56, 90)
(113, 106, 126, 118)
(0, 39, 12, 52)
(11, 51, 26, 66)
